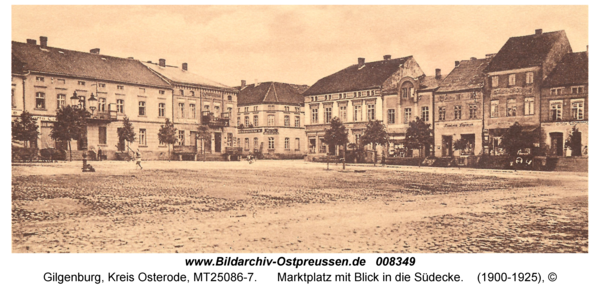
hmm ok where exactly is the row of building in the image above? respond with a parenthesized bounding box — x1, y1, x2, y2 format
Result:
(11, 29, 587, 161)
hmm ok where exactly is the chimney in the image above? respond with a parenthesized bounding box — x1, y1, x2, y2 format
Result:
(383, 55, 391, 60)
(90, 48, 100, 54)
(358, 57, 365, 67)
(159, 59, 166, 67)
(435, 69, 441, 79)
(535, 29, 543, 35)
(470, 57, 477, 61)
(455, 61, 460, 67)
(254, 79, 259, 86)
(485, 53, 496, 59)
(182, 63, 188, 71)
(26, 39, 36, 45)
(241, 80, 246, 87)
(40, 36, 48, 48)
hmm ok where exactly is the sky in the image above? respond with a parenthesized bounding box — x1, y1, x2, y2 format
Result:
(12, 5, 588, 88)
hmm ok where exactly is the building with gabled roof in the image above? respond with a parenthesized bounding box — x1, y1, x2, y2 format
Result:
(143, 60, 238, 159)
(235, 81, 308, 158)
(11, 36, 173, 160)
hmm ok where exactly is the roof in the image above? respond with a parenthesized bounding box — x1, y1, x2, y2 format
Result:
(303, 57, 411, 96)
(236, 82, 308, 106)
(11, 41, 171, 88)
(437, 58, 492, 93)
(419, 75, 446, 91)
(485, 30, 569, 73)
(543, 51, 588, 87)
(142, 62, 234, 91)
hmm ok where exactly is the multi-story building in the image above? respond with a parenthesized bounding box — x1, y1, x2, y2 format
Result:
(235, 81, 307, 158)
(143, 60, 238, 159)
(483, 29, 572, 155)
(11, 36, 174, 160)
(540, 49, 588, 157)
(385, 69, 444, 157)
(434, 56, 492, 158)
(303, 55, 425, 158)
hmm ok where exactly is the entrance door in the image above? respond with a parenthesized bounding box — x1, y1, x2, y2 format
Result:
(190, 131, 198, 149)
(550, 132, 563, 156)
(214, 132, 222, 153)
(571, 131, 582, 156)
(442, 135, 453, 157)
(309, 138, 316, 153)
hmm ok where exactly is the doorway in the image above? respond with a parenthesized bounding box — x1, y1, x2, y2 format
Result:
(442, 135, 453, 157)
(550, 132, 563, 156)
(214, 132, 222, 153)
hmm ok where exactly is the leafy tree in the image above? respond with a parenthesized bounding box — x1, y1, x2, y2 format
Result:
(499, 122, 535, 156)
(157, 118, 178, 160)
(323, 117, 349, 170)
(565, 126, 582, 156)
(453, 138, 470, 155)
(117, 116, 136, 153)
(405, 117, 434, 158)
(360, 120, 388, 166)
(12, 111, 39, 148)
(195, 124, 212, 162)
(51, 105, 90, 161)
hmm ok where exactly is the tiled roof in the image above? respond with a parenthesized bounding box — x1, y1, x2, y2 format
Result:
(419, 75, 446, 91)
(142, 62, 234, 91)
(543, 51, 588, 87)
(437, 58, 492, 93)
(303, 57, 411, 96)
(11, 41, 171, 88)
(485, 30, 569, 73)
(237, 82, 308, 106)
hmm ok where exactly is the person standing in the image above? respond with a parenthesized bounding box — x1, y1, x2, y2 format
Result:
(97, 146, 103, 162)
(135, 149, 143, 170)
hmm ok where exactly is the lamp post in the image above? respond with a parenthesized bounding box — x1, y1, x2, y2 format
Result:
(70, 92, 79, 107)
(88, 93, 98, 115)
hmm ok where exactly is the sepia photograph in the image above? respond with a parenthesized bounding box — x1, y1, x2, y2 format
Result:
(11, 5, 588, 255)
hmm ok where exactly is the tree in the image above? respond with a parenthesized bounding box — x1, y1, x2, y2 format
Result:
(453, 138, 470, 155)
(12, 111, 39, 148)
(323, 117, 349, 170)
(195, 124, 212, 162)
(499, 122, 535, 156)
(117, 116, 136, 153)
(565, 125, 582, 156)
(360, 120, 388, 166)
(405, 117, 434, 158)
(51, 105, 90, 161)
(157, 118, 178, 160)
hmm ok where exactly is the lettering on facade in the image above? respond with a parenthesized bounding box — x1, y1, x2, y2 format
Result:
(32, 116, 57, 122)
(239, 129, 263, 134)
(541, 121, 588, 127)
(443, 122, 474, 128)
(491, 87, 534, 96)
(202, 91, 221, 98)
(263, 129, 279, 135)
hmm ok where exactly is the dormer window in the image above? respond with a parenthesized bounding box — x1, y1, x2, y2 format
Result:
(571, 86, 584, 94)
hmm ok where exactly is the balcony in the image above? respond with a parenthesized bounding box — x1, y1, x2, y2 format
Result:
(87, 106, 118, 123)
(202, 111, 230, 128)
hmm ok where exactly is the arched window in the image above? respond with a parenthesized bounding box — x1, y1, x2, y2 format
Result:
(401, 81, 414, 99)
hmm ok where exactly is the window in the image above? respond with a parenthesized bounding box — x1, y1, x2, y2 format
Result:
(295, 116, 300, 127)
(78, 81, 86, 86)
(57, 94, 66, 109)
(244, 138, 249, 150)
(159, 90, 165, 95)
(421, 106, 429, 122)
(268, 105, 275, 110)
(253, 138, 259, 149)
(324, 108, 332, 123)
(36, 92, 45, 109)
(526, 72, 534, 84)
(139, 101, 146, 116)
(178, 130, 185, 146)
(228, 95, 232, 101)
(285, 138, 290, 150)
(268, 115, 275, 126)
(254, 106, 258, 112)
(117, 99, 124, 113)
(388, 109, 395, 124)
(253, 115, 259, 127)
(214, 106, 220, 114)
(295, 138, 301, 151)
(244, 116, 250, 127)
(454, 105, 462, 120)
(404, 108, 412, 123)
(468, 105, 477, 119)
(190, 91, 195, 97)
(353, 105, 361, 121)
(438, 106, 446, 121)
(571, 100, 584, 120)
(551, 88, 563, 95)
(285, 106, 290, 112)
(245, 107, 249, 113)
(490, 100, 499, 118)
(550, 101, 562, 121)
(139, 129, 147, 146)
(99, 83, 106, 88)
(284, 115, 290, 127)
(227, 107, 232, 115)
(491, 76, 499, 88)
(36, 76, 44, 82)
(98, 98, 106, 112)
(339, 105, 348, 121)
(571, 86, 584, 94)
(312, 108, 319, 123)
(508, 74, 516, 86)
(367, 104, 375, 121)
(401, 82, 414, 99)
(99, 127, 107, 145)
(190, 104, 196, 119)
(12, 88, 15, 108)
(205, 105, 211, 111)
(339, 93, 343, 99)
(295, 107, 300, 112)
(57, 79, 65, 85)
(268, 137, 275, 149)
(358, 92, 362, 97)
(524, 97, 534, 116)
(178, 103, 185, 118)
(158, 103, 165, 117)
(506, 99, 517, 116)
(237, 117, 240, 126)
(179, 89, 184, 96)
(117, 85, 124, 90)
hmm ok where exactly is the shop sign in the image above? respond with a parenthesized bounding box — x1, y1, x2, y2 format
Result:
(443, 122, 475, 128)
(263, 129, 279, 135)
(239, 128, 263, 134)
(33, 116, 57, 122)
(541, 121, 587, 127)
(492, 87, 534, 96)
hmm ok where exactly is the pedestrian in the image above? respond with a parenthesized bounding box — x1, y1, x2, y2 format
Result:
(135, 149, 143, 170)
(97, 145, 103, 162)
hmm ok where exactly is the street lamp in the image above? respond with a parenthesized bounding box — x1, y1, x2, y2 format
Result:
(88, 93, 98, 115)
(70, 92, 80, 107)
